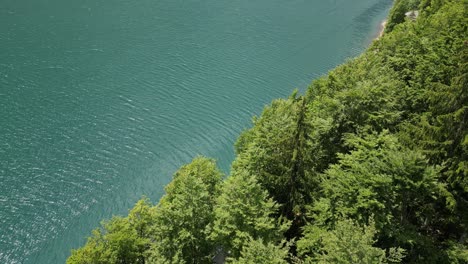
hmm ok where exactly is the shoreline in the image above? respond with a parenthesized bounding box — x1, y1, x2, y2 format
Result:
(376, 20, 387, 39)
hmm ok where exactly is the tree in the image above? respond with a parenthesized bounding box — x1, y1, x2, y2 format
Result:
(209, 169, 289, 259)
(229, 238, 289, 264)
(149, 157, 222, 263)
(415, 44, 468, 217)
(298, 218, 405, 264)
(310, 132, 455, 263)
(67, 216, 150, 264)
(128, 197, 156, 239)
(385, 0, 420, 32)
(233, 94, 314, 238)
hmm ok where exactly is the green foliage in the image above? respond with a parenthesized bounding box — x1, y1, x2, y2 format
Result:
(386, 0, 420, 32)
(233, 95, 314, 237)
(149, 157, 222, 263)
(304, 54, 404, 169)
(210, 168, 289, 259)
(311, 132, 455, 263)
(128, 197, 156, 239)
(417, 45, 468, 190)
(374, 0, 467, 249)
(373, 0, 467, 113)
(298, 218, 405, 264)
(67, 215, 150, 264)
(228, 238, 289, 264)
(445, 241, 468, 264)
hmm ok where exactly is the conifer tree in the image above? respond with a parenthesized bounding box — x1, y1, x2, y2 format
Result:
(233, 94, 313, 237)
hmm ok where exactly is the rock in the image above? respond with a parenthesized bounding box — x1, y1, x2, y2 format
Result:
(405, 10, 419, 21)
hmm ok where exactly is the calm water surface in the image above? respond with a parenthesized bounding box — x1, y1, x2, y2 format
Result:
(0, 0, 391, 262)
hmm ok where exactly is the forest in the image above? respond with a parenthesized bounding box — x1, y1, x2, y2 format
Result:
(67, 0, 467, 263)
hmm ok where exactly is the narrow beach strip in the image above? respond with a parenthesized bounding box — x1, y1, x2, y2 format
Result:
(378, 20, 387, 39)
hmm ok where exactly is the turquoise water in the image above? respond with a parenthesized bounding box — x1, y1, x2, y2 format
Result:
(0, 0, 391, 262)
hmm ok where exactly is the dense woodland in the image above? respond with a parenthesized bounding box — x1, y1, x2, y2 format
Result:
(67, 0, 467, 263)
